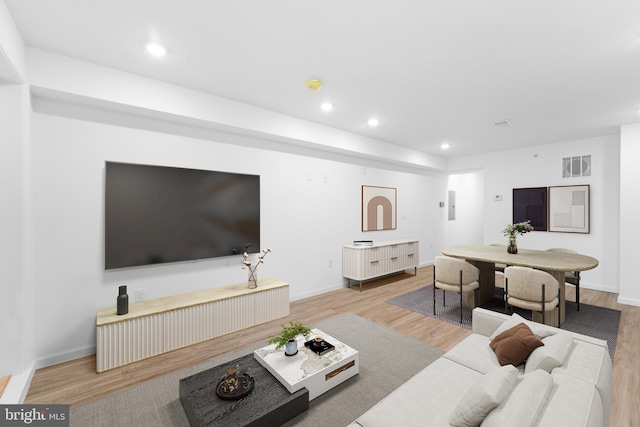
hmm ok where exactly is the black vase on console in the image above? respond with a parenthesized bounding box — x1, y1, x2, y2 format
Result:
(117, 285, 129, 315)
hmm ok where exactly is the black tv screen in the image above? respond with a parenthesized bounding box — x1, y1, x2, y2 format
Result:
(105, 162, 260, 270)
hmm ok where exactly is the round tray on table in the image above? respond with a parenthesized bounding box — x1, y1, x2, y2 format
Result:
(216, 371, 255, 400)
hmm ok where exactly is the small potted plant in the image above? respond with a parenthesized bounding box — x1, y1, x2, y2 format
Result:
(267, 321, 312, 356)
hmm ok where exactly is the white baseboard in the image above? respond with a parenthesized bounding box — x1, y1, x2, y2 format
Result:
(290, 282, 343, 301)
(34, 344, 96, 370)
(617, 296, 640, 307)
(0, 365, 34, 404)
(580, 281, 618, 295)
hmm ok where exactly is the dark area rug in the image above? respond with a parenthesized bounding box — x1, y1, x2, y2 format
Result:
(387, 285, 620, 360)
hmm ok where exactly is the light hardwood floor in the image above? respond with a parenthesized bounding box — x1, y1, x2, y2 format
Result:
(26, 266, 638, 427)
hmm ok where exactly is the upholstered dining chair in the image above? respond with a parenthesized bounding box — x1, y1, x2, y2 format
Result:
(504, 266, 560, 326)
(546, 248, 581, 311)
(433, 256, 480, 324)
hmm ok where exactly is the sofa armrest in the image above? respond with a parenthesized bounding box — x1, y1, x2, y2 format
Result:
(472, 308, 510, 337)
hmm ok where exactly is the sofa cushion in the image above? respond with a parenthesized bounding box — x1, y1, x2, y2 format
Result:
(353, 357, 482, 427)
(481, 369, 554, 427)
(489, 313, 556, 340)
(552, 340, 612, 425)
(535, 372, 605, 427)
(490, 323, 544, 366)
(443, 334, 502, 374)
(525, 333, 574, 374)
(449, 365, 518, 427)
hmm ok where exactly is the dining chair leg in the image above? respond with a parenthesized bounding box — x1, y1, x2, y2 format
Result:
(459, 270, 463, 324)
(541, 284, 546, 325)
(557, 287, 561, 328)
(576, 282, 580, 312)
(504, 279, 509, 313)
(433, 266, 436, 315)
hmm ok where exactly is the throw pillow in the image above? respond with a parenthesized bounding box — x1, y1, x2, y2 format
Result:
(481, 370, 554, 427)
(524, 333, 574, 374)
(449, 365, 518, 427)
(489, 323, 544, 366)
(489, 313, 555, 340)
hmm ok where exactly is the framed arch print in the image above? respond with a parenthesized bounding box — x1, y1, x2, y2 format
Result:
(362, 185, 397, 231)
(549, 185, 590, 233)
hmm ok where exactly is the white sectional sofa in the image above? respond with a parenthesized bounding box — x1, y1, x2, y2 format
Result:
(349, 307, 612, 427)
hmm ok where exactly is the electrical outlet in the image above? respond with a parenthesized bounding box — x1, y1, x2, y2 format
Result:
(135, 288, 146, 302)
(328, 259, 333, 268)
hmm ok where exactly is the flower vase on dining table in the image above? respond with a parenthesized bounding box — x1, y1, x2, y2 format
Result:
(507, 237, 518, 254)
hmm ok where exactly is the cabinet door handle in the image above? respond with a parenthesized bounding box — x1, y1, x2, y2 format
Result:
(391, 257, 398, 260)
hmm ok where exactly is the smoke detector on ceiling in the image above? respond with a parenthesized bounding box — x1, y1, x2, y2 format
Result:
(492, 119, 512, 128)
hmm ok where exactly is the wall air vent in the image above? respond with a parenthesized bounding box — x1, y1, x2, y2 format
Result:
(492, 119, 512, 128)
(562, 155, 591, 178)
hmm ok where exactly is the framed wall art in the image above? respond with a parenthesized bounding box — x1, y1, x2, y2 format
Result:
(362, 185, 397, 231)
(512, 187, 548, 231)
(549, 185, 590, 233)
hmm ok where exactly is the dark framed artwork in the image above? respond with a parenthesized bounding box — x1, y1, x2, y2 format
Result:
(362, 185, 397, 231)
(549, 185, 590, 233)
(512, 187, 548, 231)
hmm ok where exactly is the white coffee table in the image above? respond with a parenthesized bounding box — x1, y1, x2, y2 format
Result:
(254, 328, 359, 400)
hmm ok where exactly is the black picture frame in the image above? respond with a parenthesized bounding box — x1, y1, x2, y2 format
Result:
(512, 187, 548, 232)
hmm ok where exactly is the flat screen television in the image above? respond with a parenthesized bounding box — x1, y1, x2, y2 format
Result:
(105, 161, 260, 270)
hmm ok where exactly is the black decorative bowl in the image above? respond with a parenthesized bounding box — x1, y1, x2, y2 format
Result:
(216, 369, 255, 400)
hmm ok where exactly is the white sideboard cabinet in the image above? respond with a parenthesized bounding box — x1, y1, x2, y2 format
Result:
(96, 278, 289, 372)
(342, 240, 419, 291)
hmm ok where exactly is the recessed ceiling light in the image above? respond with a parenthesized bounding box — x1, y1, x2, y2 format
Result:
(320, 102, 333, 111)
(146, 43, 167, 57)
(367, 118, 379, 127)
(441, 143, 450, 150)
(306, 79, 323, 92)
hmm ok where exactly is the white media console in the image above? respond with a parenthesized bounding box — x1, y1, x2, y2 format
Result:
(342, 239, 419, 291)
(96, 278, 289, 372)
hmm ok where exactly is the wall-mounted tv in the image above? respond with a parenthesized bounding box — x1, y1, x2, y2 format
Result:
(105, 162, 260, 270)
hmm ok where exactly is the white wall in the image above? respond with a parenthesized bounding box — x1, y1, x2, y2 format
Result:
(0, 0, 26, 83)
(0, 84, 34, 402)
(28, 106, 448, 367)
(444, 170, 485, 247)
(449, 135, 620, 294)
(619, 123, 640, 306)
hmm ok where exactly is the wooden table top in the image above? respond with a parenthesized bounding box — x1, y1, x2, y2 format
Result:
(442, 245, 599, 272)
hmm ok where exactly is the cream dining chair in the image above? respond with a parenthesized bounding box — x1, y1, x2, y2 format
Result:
(433, 256, 480, 324)
(504, 266, 560, 326)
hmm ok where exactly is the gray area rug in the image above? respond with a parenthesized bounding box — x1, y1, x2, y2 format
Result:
(387, 285, 620, 360)
(71, 313, 444, 427)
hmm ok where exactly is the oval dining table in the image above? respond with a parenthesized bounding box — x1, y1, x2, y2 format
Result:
(441, 245, 599, 326)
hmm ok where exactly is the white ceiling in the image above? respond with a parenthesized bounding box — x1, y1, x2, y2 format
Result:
(5, 0, 640, 158)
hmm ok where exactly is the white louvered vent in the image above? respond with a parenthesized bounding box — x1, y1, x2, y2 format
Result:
(562, 155, 591, 178)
